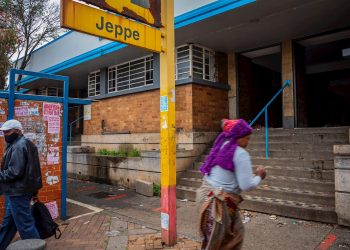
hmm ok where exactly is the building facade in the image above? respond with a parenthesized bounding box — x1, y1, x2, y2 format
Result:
(17, 0, 350, 224)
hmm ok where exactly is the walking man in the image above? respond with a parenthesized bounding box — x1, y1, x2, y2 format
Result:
(0, 119, 42, 249)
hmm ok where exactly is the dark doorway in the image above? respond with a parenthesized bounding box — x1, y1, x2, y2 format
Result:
(238, 46, 282, 128)
(296, 31, 350, 127)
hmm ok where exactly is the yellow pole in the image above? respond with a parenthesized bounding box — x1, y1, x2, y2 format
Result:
(160, 0, 176, 245)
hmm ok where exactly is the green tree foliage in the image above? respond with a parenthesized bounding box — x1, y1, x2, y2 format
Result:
(0, 0, 16, 89)
(4, 0, 61, 84)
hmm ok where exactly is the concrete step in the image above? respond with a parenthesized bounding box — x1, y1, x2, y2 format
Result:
(244, 185, 334, 206)
(178, 177, 202, 188)
(176, 185, 337, 223)
(250, 133, 348, 144)
(176, 185, 197, 201)
(248, 149, 334, 159)
(262, 175, 334, 192)
(186, 164, 334, 181)
(254, 165, 334, 181)
(177, 174, 334, 197)
(240, 195, 337, 224)
(181, 169, 202, 179)
(68, 140, 82, 146)
(248, 142, 334, 151)
(252, 127, 349, 135)
(200, 150, 334, 162)
(251, 157, 334, 170)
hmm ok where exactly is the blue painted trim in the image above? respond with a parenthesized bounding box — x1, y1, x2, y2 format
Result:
(250, 80, 290, 159)
(8, 70, 16, 119)
(0, 92, 9, 99)
(18, 0, 255, 87)
(264, 109, 269, 159)
(14, 94, 62, 103)
(18, 42, 127, 86)
(14, 69, 68, 82)
(68, 98, 92, 105)
(250, 80, 290, 126)
(14, 94, 92, 105)
(6, 69, 91, 220)
(61, 77, 69, 220)
(175, 0, 256, 29)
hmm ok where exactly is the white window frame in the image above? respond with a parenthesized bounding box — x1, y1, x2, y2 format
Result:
(108, 55, 154, 93)
(175, 44, 216, 82)
(37, 87, 62, 97)
(88, 70, 101, 97)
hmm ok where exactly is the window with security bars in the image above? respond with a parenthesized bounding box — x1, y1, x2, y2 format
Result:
(108, 55, 153, 93)
(176, 44, 215, 81)
(88, 70, 101, 97)
(37, 87, 63, 97)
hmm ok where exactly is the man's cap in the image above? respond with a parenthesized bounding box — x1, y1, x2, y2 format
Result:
(0, 119, 23, 131)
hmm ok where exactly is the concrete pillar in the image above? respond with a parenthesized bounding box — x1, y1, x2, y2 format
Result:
(334, 142, 350, 226)
(282, 41, 295, 128)
(228, 53, 238, 119)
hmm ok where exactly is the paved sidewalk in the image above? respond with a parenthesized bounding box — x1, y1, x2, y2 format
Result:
(43, 198, 201, 250)
(64, 179, 350, 250)
(11, 178, 349, 250)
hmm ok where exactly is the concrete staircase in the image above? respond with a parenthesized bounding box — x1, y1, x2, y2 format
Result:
(176, 127, 349, 223)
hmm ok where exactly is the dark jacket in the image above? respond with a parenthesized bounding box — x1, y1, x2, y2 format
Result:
(0, 134, 42, 196)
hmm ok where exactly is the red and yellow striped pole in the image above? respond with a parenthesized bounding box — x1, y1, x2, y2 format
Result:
(160, 0, 176, 245)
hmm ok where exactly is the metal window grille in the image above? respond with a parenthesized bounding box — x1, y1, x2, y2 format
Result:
(88, 70, 101, 97)
(108, 55, 154, 93)
(37, 87, 63, 97)
(175, 44, 215, 82)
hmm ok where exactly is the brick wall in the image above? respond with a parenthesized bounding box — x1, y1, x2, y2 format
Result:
(192, 85, 229, 131)
(0, 100, 7, 221)
(0, 100, 62, 221)
(84, 84, 228, 135)
(84, 85, 194, 134)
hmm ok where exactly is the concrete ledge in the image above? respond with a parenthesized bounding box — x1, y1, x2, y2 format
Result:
(334, 157, 350, 170)
(135, 179, 153, 197)
(335, 192, 350, 226)
(334, 143, 350, 227)
(335, 169, 350, 192)
(81, 132, 216, 151)
(67, 146, 95, 153)
(334, 145, 350, 155)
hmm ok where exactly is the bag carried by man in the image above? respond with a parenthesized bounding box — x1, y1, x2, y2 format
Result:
(32, 197, 61, 239)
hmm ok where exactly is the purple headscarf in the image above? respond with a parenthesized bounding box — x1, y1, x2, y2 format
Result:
(200, 119, 253, 175)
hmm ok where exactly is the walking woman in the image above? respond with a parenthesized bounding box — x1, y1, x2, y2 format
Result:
(197, 119, 266, 250)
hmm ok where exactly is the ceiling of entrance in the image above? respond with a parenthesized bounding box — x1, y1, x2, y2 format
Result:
(22, 0, 350, 90)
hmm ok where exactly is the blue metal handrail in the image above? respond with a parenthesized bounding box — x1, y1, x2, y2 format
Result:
(249, 80, 291, 159)
(69, 115, 85, 146)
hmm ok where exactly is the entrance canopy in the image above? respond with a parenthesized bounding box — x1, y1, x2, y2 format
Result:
(19, 0, 350, 91)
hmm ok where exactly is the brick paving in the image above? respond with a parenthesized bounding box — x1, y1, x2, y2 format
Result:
(46, 213, 110, 250)
(128, 232, 201, 250)
(41, 199, 201, 250)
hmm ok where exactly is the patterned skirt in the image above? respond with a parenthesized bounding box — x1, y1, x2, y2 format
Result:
(197, 180, 244, 250)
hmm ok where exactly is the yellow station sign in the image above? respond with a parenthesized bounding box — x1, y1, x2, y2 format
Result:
(81, 0, 162, 28)
(60, 0, 162, 52)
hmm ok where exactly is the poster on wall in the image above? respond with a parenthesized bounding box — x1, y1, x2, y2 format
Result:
(84, 104, 91, 120)
(47, 146, 59, 165)
(48, 116, 60, 134)
(15, 106, 29, 117)
(43, 102, 61, 120)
